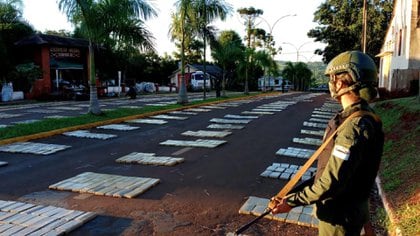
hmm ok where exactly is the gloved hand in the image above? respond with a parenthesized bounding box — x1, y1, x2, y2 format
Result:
(268, 197, 292, 214)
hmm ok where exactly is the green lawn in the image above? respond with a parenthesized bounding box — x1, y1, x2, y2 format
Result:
(374, 96, 420, 235)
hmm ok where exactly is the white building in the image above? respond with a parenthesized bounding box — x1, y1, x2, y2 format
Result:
(377, 0, 420, 95)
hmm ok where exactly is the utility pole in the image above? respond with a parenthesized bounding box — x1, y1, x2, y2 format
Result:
(362, 0, 367, 53)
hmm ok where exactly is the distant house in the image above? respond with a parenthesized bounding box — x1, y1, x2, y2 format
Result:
(376, 0, 420, 96)
(14, 33, 90, 99)
(169, 64, 222, 89)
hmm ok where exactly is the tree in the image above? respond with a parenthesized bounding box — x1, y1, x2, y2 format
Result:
(0, 0, 33, 83)
(254, 49, 279, 92)
(211, 30, 245, 97)
(170, 0, 195, 104)
(190, 0, 231, 99)
(282, 62, 312, 91)
(237, 7, 263, 94)
(58, 0, 156, 114)
(308, 0, 393, 63)
(170, 0, 231, 104)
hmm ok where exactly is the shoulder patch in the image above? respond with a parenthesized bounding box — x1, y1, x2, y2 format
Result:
(332, 145, 350, 161)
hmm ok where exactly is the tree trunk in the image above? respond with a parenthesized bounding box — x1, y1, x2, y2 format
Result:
(87, 41, 101, 115)
(177, 14, 188, 105)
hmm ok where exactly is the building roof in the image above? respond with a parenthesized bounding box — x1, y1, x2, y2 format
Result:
(189, 64, 222, 77)
(15, 33, 89, 48)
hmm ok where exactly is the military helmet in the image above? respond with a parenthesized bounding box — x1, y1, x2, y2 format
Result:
(325, 50, 378, 84)
(325, 51, 379, 101)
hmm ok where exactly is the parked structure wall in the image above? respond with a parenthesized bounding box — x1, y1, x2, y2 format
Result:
(377, 0, 420, 95)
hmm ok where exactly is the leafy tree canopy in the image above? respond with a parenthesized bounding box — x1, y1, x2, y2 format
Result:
(308, 0, 393, 63)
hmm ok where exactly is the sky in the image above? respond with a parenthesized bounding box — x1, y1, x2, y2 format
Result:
(21, 0, 326, 62)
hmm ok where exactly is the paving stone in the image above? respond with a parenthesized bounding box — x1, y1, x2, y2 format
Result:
(49, 172, 160, 199)
(63, 130, 117, 140)
(126, 119, 168, 125)
(97, 124, 139, 131)
(207, 124, 245, 130)
(0, 142, 71, 155)
(210, 118, 251, 124)
(116, 152, 184, 166)
(160, 139, 226, 148)
(260, 163, 316, 181)
(0, 200, 95, 235)
(181, 130, 232, 138)
(238, 196, 318, 228)
(276, 147, 316, 159)
(151, 115, 189, 120)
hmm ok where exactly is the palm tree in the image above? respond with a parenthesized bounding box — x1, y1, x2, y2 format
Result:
(58, 0, 156, 114)
(282, 62, 312, 91)
(211, 30, 244, 97)
(170, 0, 195, 104)
(191, 0, 231, 99)
(254, 50, 279, 92)
(171, 0, 231, 104)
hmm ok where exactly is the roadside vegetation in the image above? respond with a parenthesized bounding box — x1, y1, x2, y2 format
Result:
(373, 96, 419, 235)
(0, 93, 255, 142)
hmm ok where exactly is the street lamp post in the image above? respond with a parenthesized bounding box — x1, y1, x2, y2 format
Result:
(257, 14, 296, 91)
(281, 41, 312, 62)
(258, 14, 297, 37)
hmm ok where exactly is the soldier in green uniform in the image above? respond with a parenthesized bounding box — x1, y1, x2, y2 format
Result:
(268, 51, 384, 236)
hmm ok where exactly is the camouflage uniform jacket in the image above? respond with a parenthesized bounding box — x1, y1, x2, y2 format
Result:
(286, 100, 384, 225)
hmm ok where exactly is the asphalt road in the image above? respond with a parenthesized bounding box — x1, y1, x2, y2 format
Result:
(0, 92, 331, 235)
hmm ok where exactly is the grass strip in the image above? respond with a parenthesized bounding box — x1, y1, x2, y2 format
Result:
(374, 96, 420, 235)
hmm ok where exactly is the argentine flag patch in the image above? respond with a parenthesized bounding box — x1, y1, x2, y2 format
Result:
(332, 145, 350, 161)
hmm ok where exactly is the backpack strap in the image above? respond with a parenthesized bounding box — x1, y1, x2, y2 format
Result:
(274, 110, 381, 199)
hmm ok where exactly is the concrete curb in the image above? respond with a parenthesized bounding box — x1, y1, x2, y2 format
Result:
(0, 92, 282, 146)
(375, 177, 402, 236)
